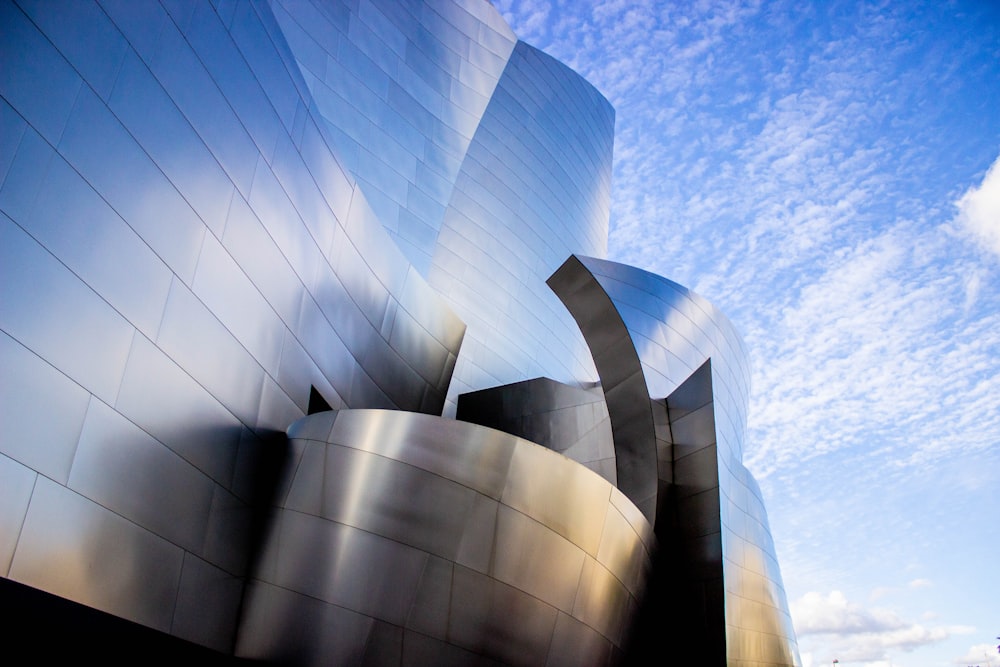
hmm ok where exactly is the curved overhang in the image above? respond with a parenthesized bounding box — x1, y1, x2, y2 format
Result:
(547, 255, 660, 523)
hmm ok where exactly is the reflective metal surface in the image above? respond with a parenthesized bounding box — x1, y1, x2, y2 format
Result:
(1, 0, 799, 664)
(429, 40, 614, 415)
(2, 0, 465, 652)
(457, 377, 616, 484)
(238, 409, 652, 666)
(549, 256, 800, 667)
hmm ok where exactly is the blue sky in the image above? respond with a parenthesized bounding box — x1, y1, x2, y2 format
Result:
(495, 1, 999, 665)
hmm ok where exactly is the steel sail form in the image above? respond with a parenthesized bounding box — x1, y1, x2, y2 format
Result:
(0, 0, 799, 665)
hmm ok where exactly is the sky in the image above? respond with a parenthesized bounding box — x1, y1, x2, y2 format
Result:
(494, 1, 999, 666)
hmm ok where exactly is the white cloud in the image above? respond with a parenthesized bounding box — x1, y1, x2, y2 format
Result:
(956, 155, 1000, 259)
(792, 591, 907, 635)
(954, 642, 999, 666)
(791, 591, 974, 663)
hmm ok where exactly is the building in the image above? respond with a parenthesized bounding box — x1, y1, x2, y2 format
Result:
(0, 0, 801, 665)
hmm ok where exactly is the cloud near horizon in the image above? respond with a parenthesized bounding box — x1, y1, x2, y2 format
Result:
(791, 590, 974, 663)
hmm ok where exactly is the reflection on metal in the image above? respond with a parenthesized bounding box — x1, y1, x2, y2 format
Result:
(237, 410, 652, 666)
(1, 0, 800, 664)
(428, 40, 614, 415)
(550, 256, 801, 667)
(456, 377, 616, 485)
(548, 255, 663, 522)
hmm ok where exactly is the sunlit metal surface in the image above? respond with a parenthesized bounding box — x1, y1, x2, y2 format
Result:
(1, 0, 799, 664)
(549, 255, 801, 667)
(238, 409, 652, 666)
(456, 377, 616, 485)
(429, 41, 614, 415)
(1, 0, 464, 652)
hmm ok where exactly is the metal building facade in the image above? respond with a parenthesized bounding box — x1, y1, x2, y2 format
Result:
(0, 1, 799, 665)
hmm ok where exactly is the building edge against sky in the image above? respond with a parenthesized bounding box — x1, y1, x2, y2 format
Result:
(0, 0, 799, 665)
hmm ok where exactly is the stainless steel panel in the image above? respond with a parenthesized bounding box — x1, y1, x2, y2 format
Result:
(299, 118, 355, 225)
(328, 410, 517, 498)
(0, 330, 91, 483)
(115, 333, 243, 488)
(276, 327, 343, 413)
(17, 0, 127, 101)
(677, 487, 723, 539)
(68, 398, 216, 554)
(148, 14, 259, 196)
(674, 444, 721, 496)
(286, 409, 339, 441)
(502, 443, 610, 557)
(170, 552, 243, 652)
(293, 292, 357, 404)
(236, 580, 374, 666)
(270, 133, 338, 254)
(596, 504, 647, 594)
(454, 492, 499, 574)
(185, 3, 282, 166)
(282, 440, 326, 516)
(0, 98, 26, 187)
(27, 153, 173, 340)
(548, 256, 659, 522)
(256, 374, 305, 433)
(0, 125, 54, 225)
(317, 445, 477, 559)
(244, 409, 651, 664)
(492, 505, 586, 613)
(202, 483, 254, 576)
(405, 554, 454, 639)
(388, 306, 452, 385)
(361, 334, 432, 408)
(671, 401, 718, 457)
(0, 454, 36, 576)
(58, 86, 207, 283)
(248, 158, 322, 291)
(401, 629, 504, 667)
(273, 511, 428, 625)
(156, 277, 266, 428)
(547, 611, 614, 667)
(360, 620, 403, 667)
(221, 192, 303, 328)
(572, 556, 632, 644)
(109, 50, 234, 236)
(10, 476, 184, 632)
(449, 564, 558, 667)
(0, 215, 134, 405)
(97, 0, 167, 66)
(228, 2, 298, 130)
(0, 1, 82, 145)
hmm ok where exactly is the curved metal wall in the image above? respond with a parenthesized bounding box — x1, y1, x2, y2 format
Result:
(269, 0, 517, 276)
(559, 256, 800, 667)
(270, 1, 616, 417)
(430, 41, 615, 414)
(456, 377, 617, 485)
(0, 1, 800, 664)
(0, 0, 462, 651)
(238, 409, 652, 667)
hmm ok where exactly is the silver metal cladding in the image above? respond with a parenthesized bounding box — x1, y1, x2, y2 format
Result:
(238, 410, 652, 667)
(0, 0, 800, 665)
